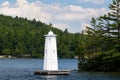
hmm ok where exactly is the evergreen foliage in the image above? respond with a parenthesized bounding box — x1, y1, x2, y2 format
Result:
(78, 0, 120, 72)
(0, 15, 78, 58)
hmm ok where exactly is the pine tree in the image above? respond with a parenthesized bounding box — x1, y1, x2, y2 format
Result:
(109, 0, 120, 43)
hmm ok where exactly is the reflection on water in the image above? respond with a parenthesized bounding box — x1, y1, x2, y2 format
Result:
(41, 76, 57, 80)
(0, 59, 120, 80)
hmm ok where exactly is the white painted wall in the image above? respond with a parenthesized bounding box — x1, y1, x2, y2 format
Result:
(43, 30, 58, 70)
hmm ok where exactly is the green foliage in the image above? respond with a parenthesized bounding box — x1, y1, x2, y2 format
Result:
(2, 48, 11, 55)
(0, 14, 79, 58)
(78, 0, 120, 71)
(80, 51, 120, 71)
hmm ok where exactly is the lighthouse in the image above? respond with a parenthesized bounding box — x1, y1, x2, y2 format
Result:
(43, 30, 58, 70)
(34, 30, 70, 75)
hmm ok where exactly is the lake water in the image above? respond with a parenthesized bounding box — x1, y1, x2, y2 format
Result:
(0, 59, 120, 80)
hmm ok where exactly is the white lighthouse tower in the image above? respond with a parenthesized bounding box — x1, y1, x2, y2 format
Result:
(43, 30, 58, 70)
(34, 30, 70, 75)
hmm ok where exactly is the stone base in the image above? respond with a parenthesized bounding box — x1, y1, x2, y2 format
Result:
(34, 70, 70, 75)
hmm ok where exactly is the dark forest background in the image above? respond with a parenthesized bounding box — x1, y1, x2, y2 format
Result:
(0, 14, 80, 58)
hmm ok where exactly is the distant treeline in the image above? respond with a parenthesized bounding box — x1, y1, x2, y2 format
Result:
(0, 14, 81, 58)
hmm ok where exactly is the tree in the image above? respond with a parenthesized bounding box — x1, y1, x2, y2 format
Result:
(0, 14, 78, 58)
(78, 0, 120, 71)
(98, 0, 120, 51)
(77, 41, 86, 70)
(109, 0, 120, 44)
(2, 48, 11, 55)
